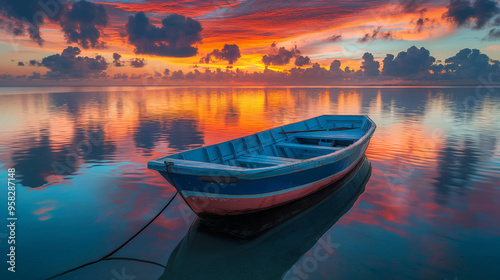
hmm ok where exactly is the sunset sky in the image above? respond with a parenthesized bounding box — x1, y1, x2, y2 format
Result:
(1, 0, 500, 85)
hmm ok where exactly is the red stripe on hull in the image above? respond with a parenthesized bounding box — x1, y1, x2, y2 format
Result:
(182, 157, 363, 216)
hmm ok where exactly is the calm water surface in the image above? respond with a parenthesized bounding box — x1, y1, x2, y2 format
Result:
(0, 87, 499, 280)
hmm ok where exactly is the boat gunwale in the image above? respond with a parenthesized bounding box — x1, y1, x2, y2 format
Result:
(147, 115, 376, 177)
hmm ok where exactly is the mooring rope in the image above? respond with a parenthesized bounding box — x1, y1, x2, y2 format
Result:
(46, 190, 179, 279)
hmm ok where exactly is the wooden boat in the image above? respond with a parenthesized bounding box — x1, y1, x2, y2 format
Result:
(159, 158, 371, 280)
(148, 115, 376, 216)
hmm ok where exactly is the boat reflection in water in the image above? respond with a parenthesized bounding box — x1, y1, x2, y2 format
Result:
(160, 156, 372, 280)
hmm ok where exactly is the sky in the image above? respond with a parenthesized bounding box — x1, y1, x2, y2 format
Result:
(0, 0, 500, 85)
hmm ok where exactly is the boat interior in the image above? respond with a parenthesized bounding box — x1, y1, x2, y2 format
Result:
(165, 115, 373, 169)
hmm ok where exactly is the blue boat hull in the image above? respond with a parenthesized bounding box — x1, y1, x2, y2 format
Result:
(148, 115, 375, 216)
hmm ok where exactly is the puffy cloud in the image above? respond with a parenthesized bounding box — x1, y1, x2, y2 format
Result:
(0, 0, 108, 48)
(8, 45, 499, 84)
(29, 59, 41, 66)
(130, 73, 143, 79)
(358, 26, 394, 43)
(443, 0, 500, 29)
(299, 63, 330, 79)
(294, 55, 311, 67)
(17, 61, 24, 66)
(171, 70, 185, 79)
(444, 48, 493, 77)
(60, 1, 108, 49)
(262, 43, 310, 66)
(126, 12, 203, 57)
(328, 60, 345, 78)
(112, 73, 128, 80)
(159, 48, 498, 83)
(329, 60, 342, 72)
(361, 53, 380, 76)
(0, 0, 68, 45)
(262, 43, 298, 66)
(382, 46, 436, 76)
(28, 71, 40, 79)
(186, 69, 202, 80)
(112, 52, 124, 67)
(130, 57, 146, 68)
(200, 44, 241, 65)
(40, 46, 108, 79)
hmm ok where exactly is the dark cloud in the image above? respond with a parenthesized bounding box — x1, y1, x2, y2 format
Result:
(262, 43, 307, 66)
(126, 12, 203, 57)
(415, 16, 434, 32)
(0, 18, 25, 35)
(414, 8, 436, 32)
(17, 61, 24, 66)
(444, 48, 493, 77)
(130, 57, 146, 68)
(484, 28, 500, 40)
(112, 52, 124, 67)
(112, 73, 128, 80)
(326, 34, 342, 42)
(329, 59, 344, 78)
(416, 17, 425, 31)
(200, 44, 241, 65)
(0, 0, 68, 45)
(361, 52, 380, 76)
(292, 62, 330, 80)
(16, 74, 26, 79)
(0, 0, 108, 47)
(358, 26, 394, 43)
(443, 0, 500, 29)
(115, 48, 496, 83)
(382, 46, 436, 76)
(60, 1, 108, 49)
(186, 69, 202, 80)
(29, 59, 41, 66)
(329, 60, 342, 72)
(28, 71, 40, 79)
(163, 68, 170, 77)
(444, 0, 477, 26)
(130, 73, 143, 79)
(0, 74, 13, 80)
(399, 0, 427, 13)
(40, 46, 108, 79)
(171, 70, 185, 79)
(294, 55, 311, 67)
(494, 15, 500, 25)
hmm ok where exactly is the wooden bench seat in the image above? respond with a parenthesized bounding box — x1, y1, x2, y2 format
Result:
(294, 129, 364, 141)
(276, 142, 342, 153)
(236, 154, 301, 166)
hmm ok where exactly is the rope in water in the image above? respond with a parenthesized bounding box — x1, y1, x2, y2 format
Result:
(46, 164, 179, 279)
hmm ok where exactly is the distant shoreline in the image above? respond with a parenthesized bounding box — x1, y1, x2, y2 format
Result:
(1, 84, 500, 88)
